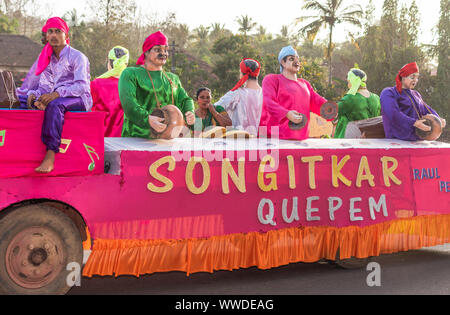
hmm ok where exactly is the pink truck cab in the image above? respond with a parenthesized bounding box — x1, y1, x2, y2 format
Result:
(0, 110, 449, 295)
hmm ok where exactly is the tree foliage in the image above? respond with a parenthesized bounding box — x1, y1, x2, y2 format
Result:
(357, 0, 427, 94)
(0, 11, 18, 33)
(296, 0, 364, 85)
(236, 15, 257, 36)
(433, 0, 450, 140)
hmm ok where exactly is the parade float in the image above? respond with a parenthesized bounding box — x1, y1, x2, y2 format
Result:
(0, 109, 449, 295)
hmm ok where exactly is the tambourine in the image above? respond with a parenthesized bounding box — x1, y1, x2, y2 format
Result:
(288, 113, 308, 130)
(320, 101, 338, 120)
(150, 105, 190, 140)
(415, 114, 443, 141)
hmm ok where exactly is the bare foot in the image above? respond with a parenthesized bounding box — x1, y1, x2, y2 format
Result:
(35, 150, 56, 173)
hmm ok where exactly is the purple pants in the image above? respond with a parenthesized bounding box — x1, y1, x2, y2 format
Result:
(18, 96, 86, 153)
(18, 95, 29, 109)
(42, 97, 86, 153)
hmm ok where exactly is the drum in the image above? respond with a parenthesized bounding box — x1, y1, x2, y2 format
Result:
(415, 114, 442, 141)
(150, 105, 189, 140)
(346, 116, 385, 139)
(320, 101, 338, 120)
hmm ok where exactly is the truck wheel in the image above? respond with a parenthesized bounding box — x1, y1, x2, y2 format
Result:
(0, 204, 83, 295)
(334, 249, 370, 270)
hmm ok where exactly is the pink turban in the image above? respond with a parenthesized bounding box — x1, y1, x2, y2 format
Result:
(136, 31, 169, 65)
(35, 17, 70, 76)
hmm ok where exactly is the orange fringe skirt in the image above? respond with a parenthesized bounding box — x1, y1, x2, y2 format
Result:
(83, 214, 450, 278)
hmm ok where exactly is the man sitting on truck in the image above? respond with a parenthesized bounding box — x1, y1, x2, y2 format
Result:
(118, 31, 195, 139)
(26, 17, 92, 173)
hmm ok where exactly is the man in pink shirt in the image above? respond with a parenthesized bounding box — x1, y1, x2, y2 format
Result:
(260, 46, 328, 140)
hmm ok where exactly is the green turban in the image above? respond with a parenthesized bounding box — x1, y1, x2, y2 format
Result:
(97, 46, 130, 79)
(347, 68, 367, 95)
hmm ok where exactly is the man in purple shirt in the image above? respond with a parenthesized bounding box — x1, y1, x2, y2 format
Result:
(380, 62, 446, 141)
(27, 17, 92, 173)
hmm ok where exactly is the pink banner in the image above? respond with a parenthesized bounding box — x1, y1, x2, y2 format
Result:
(412, 154, 450, 215)
(0, 134, 448, 242)
(88, 147, 450, 239)
(0, 110, 105, 178)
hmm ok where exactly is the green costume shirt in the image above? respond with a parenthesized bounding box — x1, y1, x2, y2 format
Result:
(194, 106, 226, 131)
(119, 67, 194, 138)
(334, 93, 381, 139)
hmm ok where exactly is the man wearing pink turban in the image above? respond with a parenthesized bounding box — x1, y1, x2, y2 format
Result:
(26, 17, 92, 173)
(119, 31, 195, 138)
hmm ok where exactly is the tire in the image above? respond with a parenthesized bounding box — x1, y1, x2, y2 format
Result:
(333, 249, 371, 270)
(0, 204, 83, 295)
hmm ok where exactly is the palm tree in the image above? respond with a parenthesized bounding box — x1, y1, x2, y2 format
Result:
(255, 25, 269, 41)
(210, 23, 233, 42)
(280, 25, 290, 39)
(296, 0, 363, 85)
(236, 15, 257, 36)
(194, 25, 210, 41)
(193, 25, 211, 60)
(63, 9, 87, 46)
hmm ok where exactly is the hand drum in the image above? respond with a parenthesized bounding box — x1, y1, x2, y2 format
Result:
(415, 114, 442, 141)
(150, 105, 189, 140)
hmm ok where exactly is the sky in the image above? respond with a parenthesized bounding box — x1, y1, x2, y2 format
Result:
(39, 0, 442, 45)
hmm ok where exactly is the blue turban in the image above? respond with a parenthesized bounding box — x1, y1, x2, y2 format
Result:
(278, 46, 299, 73)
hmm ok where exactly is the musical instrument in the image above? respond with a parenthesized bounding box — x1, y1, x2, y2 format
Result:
(288, 113, 308, 130)
(406, 93, 443, 141)
(288, 101, 338, 131)
(415, 114, 442, 141)
(320, 101, 338, 120)
(150, 105, 190, 140)
(349, 116, 386, 139)
(0, 71, 20, 109)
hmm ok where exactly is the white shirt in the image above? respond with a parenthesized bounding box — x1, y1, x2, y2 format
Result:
(215, 87, 263, 136)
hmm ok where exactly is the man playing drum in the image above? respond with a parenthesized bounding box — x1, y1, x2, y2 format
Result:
(380, 62, 446, 141)
(118, 31, 195, 139)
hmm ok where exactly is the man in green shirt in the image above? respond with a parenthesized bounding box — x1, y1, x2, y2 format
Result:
(119, 31, 195, 138)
